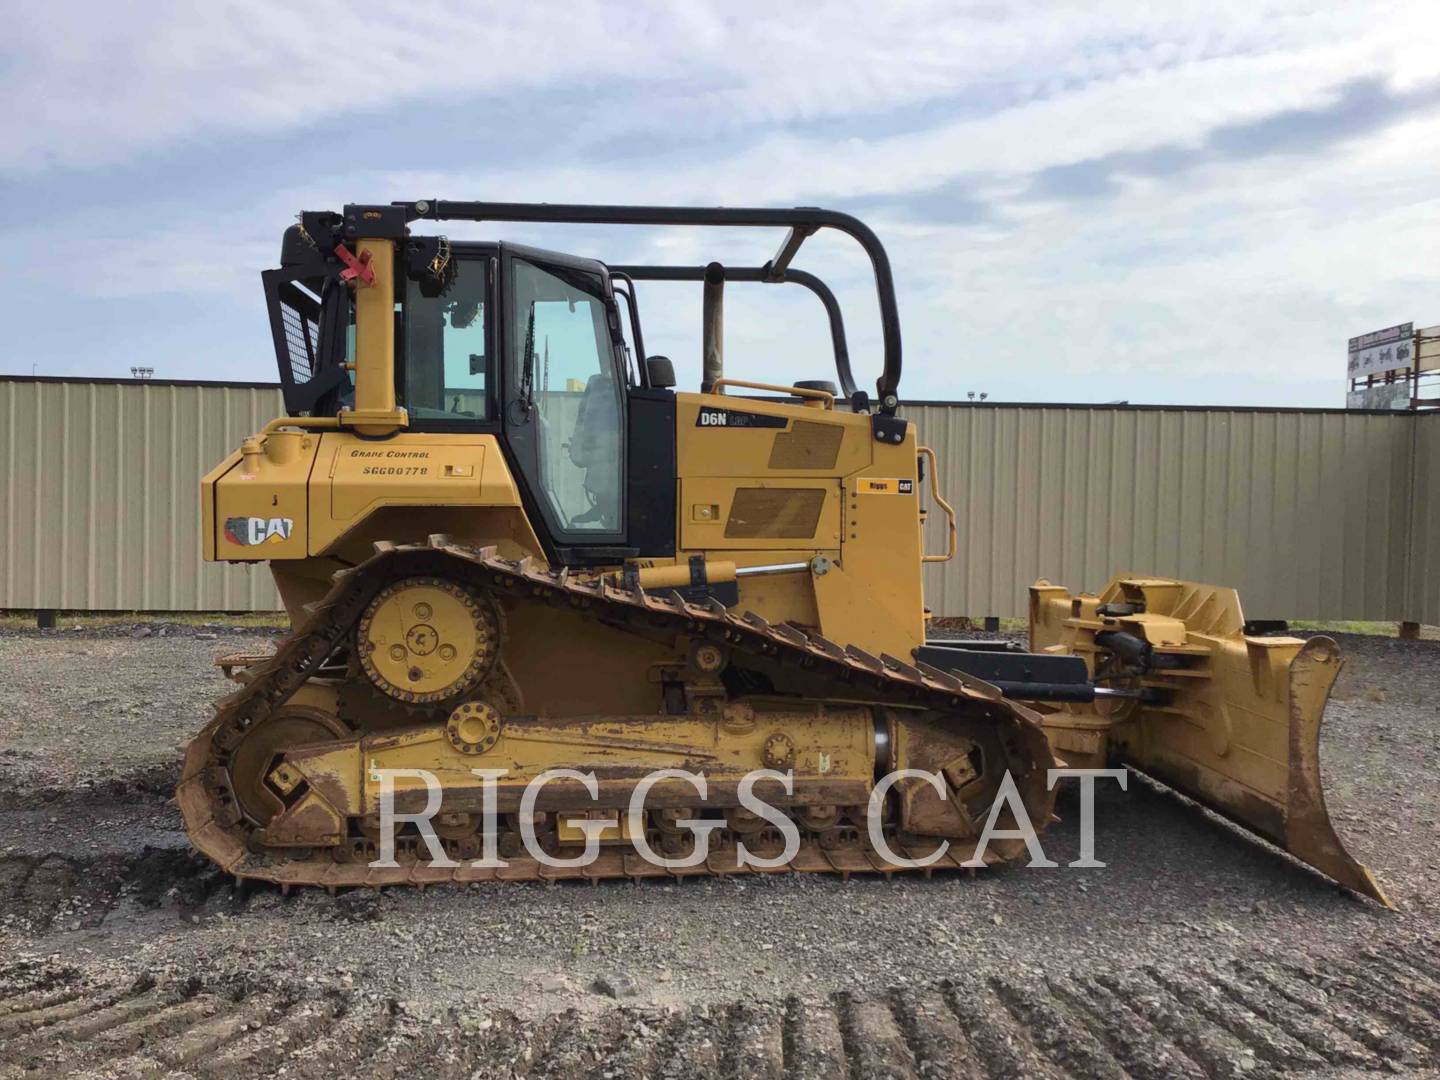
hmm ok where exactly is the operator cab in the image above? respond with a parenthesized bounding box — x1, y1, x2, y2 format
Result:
(401, 243, 633, 539)
(263, 200, 902, 568)
(267, 232, 668, 565)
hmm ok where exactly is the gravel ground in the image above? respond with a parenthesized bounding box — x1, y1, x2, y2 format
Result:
(0, 628, 1437, 1077)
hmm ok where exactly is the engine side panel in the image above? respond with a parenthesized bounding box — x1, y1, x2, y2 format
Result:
(673, 392, 927, 662)
(206, 431, 541, 564)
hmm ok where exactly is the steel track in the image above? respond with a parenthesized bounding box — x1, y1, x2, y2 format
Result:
(177, 538, 1055, 888)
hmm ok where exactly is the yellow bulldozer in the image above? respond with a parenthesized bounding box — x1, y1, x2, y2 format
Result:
(183, 199, 1385, 904)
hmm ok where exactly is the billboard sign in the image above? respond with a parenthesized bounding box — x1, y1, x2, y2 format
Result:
(1348, 322, 1414, 378)
(1418, 325, 1440, 372)
(1346, 382, 1411, 410)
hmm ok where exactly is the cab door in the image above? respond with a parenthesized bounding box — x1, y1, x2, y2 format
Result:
(499, 244, 631, 564)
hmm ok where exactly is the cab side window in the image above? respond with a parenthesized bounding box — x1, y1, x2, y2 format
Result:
(404, 260, 490, 420)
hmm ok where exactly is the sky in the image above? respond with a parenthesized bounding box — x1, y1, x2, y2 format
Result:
(3, 1, 1438, 407)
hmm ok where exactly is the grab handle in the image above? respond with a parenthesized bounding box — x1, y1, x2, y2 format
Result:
(918, 446, 956, 563)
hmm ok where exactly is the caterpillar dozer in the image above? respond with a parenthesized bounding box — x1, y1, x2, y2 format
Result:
(184, 199, 1386, 905)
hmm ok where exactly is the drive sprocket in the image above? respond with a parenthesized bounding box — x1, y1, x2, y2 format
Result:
(355, 576, 500, 704)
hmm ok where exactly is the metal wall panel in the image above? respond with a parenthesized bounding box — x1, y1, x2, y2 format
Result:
(2, 379, 1434, 621)
(1407, 413, 1440, 625)
(908, 405, 1419, 621)
(2, 379, 284, 612)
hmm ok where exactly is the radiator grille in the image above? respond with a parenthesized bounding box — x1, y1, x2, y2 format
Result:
(724, 488, 826, 539)
(768, 421, 843, 470)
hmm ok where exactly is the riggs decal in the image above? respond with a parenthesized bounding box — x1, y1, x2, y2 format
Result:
(225, 516, 295, 546)
(856, 479, 914, 495)
(695, 407, 787, 429)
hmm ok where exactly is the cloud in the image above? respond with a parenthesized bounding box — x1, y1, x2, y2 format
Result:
(898, 106, 1440, 398)
(1020, 76, 1440, 202)
(4, 1, 1440, 407)
(6, 1, 1432, 175)
(1, 2, 662, 172)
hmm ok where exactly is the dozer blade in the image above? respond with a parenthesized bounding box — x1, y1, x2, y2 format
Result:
(1030, 577, 1390, 907)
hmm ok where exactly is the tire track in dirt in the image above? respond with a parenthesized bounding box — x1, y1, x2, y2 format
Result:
(4, 936, 1437, 1077)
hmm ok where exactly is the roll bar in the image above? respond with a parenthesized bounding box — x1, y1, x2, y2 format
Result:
(389, 200, 902, 413)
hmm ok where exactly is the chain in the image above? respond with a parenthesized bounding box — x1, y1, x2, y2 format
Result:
(429, 236, 452, 280)
(293, 214, 317, 251)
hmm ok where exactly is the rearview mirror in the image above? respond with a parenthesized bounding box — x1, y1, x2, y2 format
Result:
(646, 356, 676, 389)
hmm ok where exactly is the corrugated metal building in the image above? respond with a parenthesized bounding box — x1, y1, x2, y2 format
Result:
(907, 404, 1430, 621)
(3, 377, 284, 612)
(1408, 414, 1440, 625)
(2, 376, 1437, 621)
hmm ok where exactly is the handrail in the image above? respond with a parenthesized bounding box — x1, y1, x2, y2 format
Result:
(918, 446, 957, 563)
(710, 379, 834, 408)
(608, 273, 647, 378)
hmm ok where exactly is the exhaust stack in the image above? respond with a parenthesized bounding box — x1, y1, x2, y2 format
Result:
(701, 261, 724, 393)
